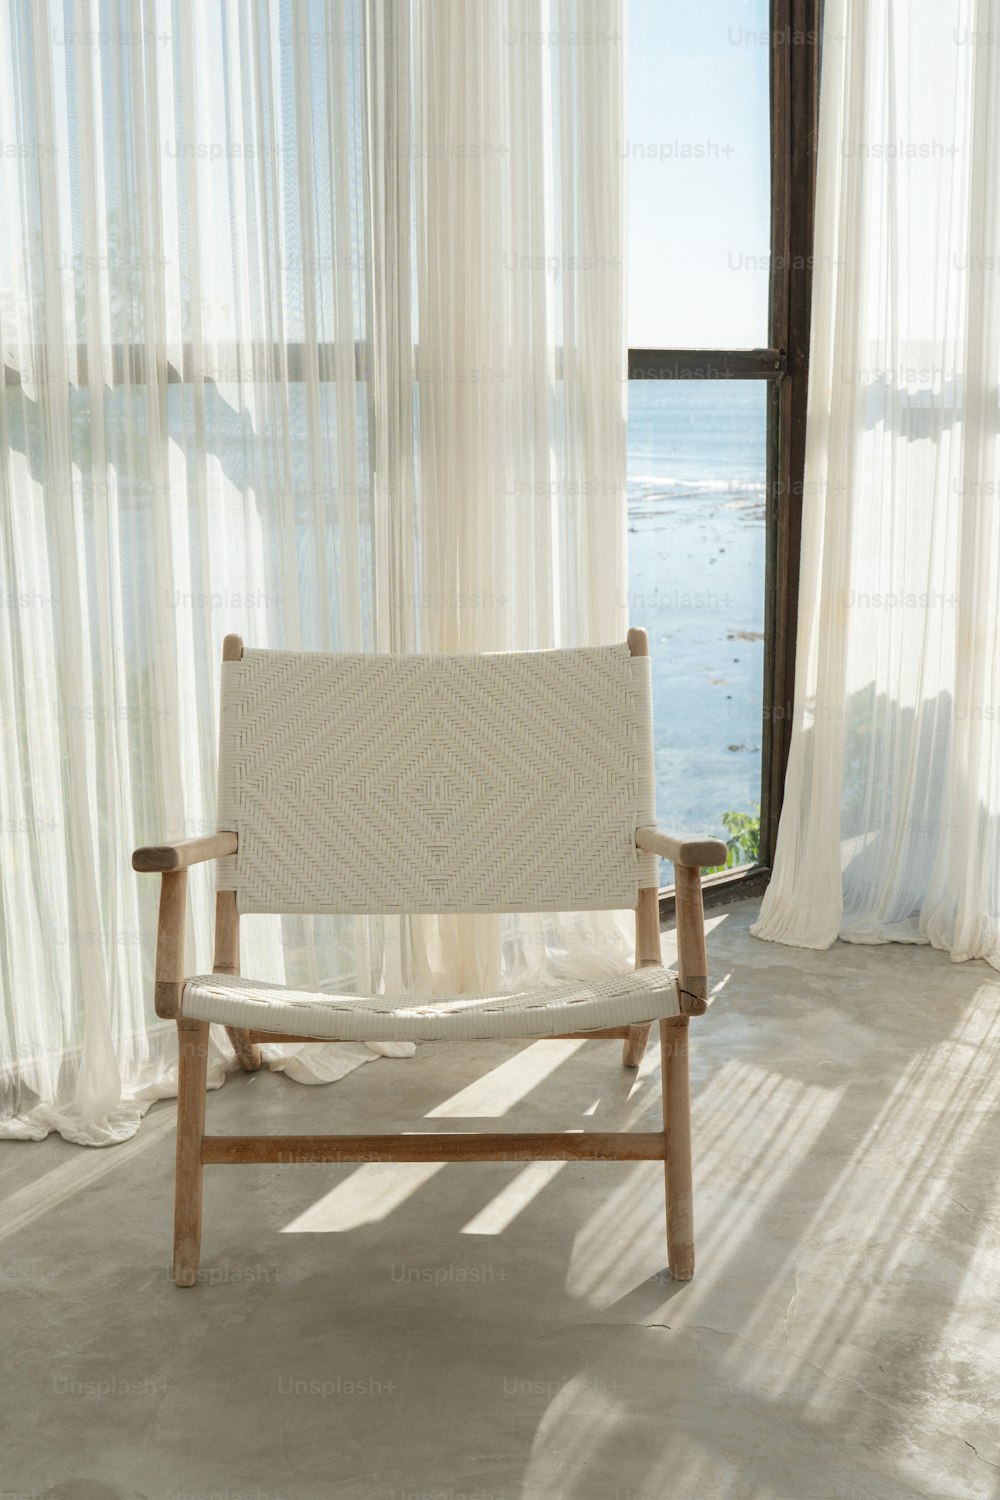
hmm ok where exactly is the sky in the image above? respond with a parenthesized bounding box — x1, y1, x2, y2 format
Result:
(628, 0, 772, 349)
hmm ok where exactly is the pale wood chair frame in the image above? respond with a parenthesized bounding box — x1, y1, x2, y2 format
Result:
(133, 629, 725, 1287)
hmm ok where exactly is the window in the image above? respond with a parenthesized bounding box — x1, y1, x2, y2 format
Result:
(626, 0, 820, 890)
(628, 0, 772, 350)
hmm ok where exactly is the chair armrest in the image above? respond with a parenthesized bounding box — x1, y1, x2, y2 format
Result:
(133, 834, 238, 1018)
(132, 832, 237, 872)
(635, 827, 724, 1017)
(635, 826, 727, 869)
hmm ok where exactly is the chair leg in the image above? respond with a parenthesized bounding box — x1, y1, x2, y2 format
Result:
(622, 1023, 651, 1068)
(225, 1026, 262, 1072)
(660, 1017, 694, 1280)
(174, 1019, 209, 1287)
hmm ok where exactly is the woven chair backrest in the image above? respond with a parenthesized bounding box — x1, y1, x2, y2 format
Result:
(215, 643, 658, 915)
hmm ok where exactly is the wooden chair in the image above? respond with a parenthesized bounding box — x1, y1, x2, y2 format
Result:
(133, 629, 726, 1287)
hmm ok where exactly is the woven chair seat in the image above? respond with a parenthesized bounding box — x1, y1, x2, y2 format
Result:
(182, 967, 680, 1044)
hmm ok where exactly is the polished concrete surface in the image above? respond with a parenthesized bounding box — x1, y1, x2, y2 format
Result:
(3, 900, 1000, 1500)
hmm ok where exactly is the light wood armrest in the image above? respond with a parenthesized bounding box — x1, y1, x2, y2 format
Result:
(635, 826, 728, 869)
(134, 834, 236, 1020)
(135, 836, 238, 1016)
(153, 870, 188, 1018)
(132, 832, 237, 873)
(136, 849, 239, 1020)
(635, 827, 724, 1017)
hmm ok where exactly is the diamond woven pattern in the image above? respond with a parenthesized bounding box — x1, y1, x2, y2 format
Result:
(215, 643, 658, 915)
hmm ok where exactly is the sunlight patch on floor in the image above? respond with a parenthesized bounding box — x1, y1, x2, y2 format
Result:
(566, 1059, 843, 1308)
(280, 1161, 445, 1232)
(460, 1161, 568, 1235)
(521, 1372, 630, 1497)
(425, 1039, 587, 1117)
(0, 1107, 176, 1244)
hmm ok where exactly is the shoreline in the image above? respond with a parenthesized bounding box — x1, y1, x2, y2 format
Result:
(627, 480, 765, 845)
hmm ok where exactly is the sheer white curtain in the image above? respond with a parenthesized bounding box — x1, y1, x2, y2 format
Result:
(0, 0, 628, 1145)
(754, 0, 1000, 965)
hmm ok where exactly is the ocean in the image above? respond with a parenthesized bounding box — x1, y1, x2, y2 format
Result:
(627, 380, 766, 848)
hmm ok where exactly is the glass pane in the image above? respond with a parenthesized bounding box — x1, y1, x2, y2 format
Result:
(627, 0, 771, 348)
(628, 381, 766, 874)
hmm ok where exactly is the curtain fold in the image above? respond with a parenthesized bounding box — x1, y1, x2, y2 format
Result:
(0, 0, 628, 1144)
(754, 0, 1000, 966)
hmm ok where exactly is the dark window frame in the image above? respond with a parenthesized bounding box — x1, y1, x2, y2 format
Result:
(635, 0, 822, 915)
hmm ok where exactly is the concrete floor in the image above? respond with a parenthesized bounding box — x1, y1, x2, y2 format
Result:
(3, 899, 1000, 1500)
